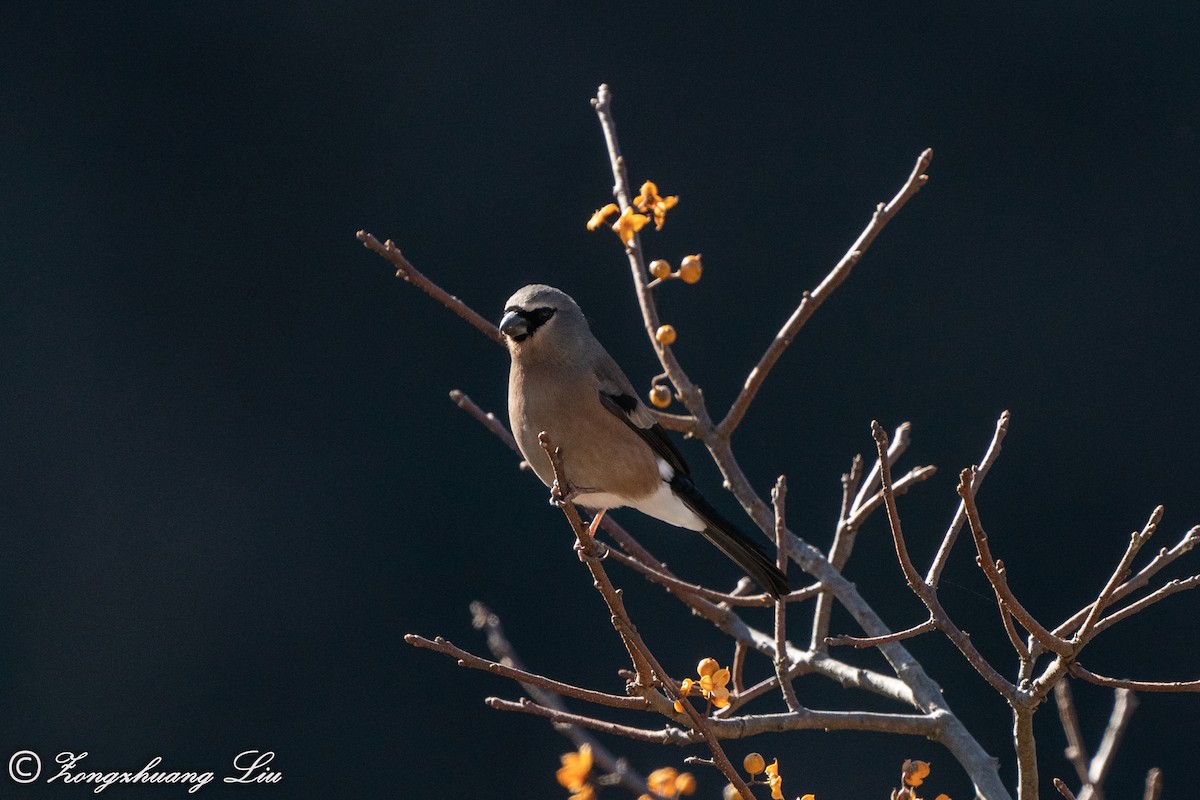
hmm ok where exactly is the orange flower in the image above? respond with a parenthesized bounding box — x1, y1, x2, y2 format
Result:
(698, 665, 731, 709)
(903, 759, 931, 787)
(633, 180, 680, 230)
(647, 767, 680, 796)
(673, 677, 695, 713)
(765, 758, 784, 800)
(612, 206, 650, 245)
(556, 744, 593, 792)
(674, 772, 697, 795)
(587, 204, 619, 230)
(675, 659, 732, 711)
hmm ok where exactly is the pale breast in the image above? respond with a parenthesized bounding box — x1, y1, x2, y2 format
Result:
(509, 363, 660, 504)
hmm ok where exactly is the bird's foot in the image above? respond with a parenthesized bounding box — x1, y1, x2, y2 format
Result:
(549, 480, 577, 507)
(587, 509, 607, 537)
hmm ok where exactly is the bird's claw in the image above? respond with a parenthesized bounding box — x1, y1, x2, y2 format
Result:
(549, 480, 576, 507)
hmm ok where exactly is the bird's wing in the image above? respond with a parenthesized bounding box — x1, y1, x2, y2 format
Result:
(597, 389, 691, 480)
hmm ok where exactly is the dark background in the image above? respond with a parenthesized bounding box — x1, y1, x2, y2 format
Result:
(2, 3, 1198, 799)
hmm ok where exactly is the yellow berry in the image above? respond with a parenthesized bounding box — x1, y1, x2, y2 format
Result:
(697, 657, 719, 677)
(649, 384, 672, 408)
(743, 753, 766, 776)
(656, 324, 677, 346)
(679, 254, 703, 283)
(649, 259, 672, 280)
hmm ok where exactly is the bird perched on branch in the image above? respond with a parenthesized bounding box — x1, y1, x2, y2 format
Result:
(499, 284, 789, 598)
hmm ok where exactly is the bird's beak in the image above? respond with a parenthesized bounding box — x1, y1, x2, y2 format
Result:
(499, 310, 528, 340)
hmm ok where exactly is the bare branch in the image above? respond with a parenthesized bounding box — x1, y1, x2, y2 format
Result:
(871, 423, 1017, 702)
(1014, 706, 1039, 800)
(487, 697, 690, 744)
(992, 561, 1031, 663)
(1081, 689, 1138, 800)
(405, 634, 648, 710)
(1074, 508, 1163, 646)
(811, 424, 932, 652)
(731, 641, 748, 696)
(601, 544, 776, 605)
(825, 618, 937, 649)
(1143, 768, 1162, 800)
(1054, 680, 1092, 790)
(957, 467, 1073, 657)
(710, 707, 943, 739)
(1054, 524, 1200, 639)
(1069, 663, 1200, 692)
(538, 429, 756, 800)
(1089, 573, 1200, 639)
(1054, 778, 1079, 800)
(772, 476, 803, 712)
(927, 410, 1010, 586)
(590, 85, 709, 425)
(719, 150, 933, 436)
(356, 231, 504, 346)
(449, 390, 518, 451)
(468, 602, 648, 795)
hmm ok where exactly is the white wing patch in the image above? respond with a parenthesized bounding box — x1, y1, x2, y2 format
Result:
(572, 457, 705, 532)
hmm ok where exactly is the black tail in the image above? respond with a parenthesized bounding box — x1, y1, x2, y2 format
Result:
(670, 475, 790, 598)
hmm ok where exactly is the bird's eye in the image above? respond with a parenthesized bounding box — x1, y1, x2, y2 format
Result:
(526, 307, 556, 329)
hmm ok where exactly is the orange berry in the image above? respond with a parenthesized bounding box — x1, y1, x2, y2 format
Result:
(656, 324, 677, 346)
(649, 259, 672, 280)
(649, 384, 672, 408)
(679, 254, 703, 283)
(743, 753, 766, 776)
(675, 772, 697, 795)
(697, 657, 719, 677)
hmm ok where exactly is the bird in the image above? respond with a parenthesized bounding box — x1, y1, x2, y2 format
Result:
(498, 283, 789, 598)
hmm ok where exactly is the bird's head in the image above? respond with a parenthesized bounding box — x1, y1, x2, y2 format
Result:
(499, 284, 588, 356)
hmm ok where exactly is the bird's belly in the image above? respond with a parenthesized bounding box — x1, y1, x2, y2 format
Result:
(576, 483, 706, 532)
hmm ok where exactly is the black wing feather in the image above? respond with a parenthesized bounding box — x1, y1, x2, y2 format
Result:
(597, 391, 690, 479)
(598, 390, 788, 597)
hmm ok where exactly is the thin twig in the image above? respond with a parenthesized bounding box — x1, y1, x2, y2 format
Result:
(591, 85, 706, 423)
(356, 231, 504, 345)
(927, 410, 1010, 586)
(732, 641, 748, 695)
(811, 424, 923, 652)
(1079, 689, 1138, 800)
(772, 476, 802, 712)
(468, 602, 648, 795)
(405, 634, 648, 710)
(957, 468, 1073, 657)
(449, 390, 518, 451)
(538, 433, 656, 688)
(1088, 573, 1200, 639)
(1054, 680, 1093, 790)
(487, 697, 689, 744)
(1054, 778, 1079, 800)
(1069, 663, 1200, 692)
(1074, 508, 1163, 646)
(825, 618, 937, 649)
(601, 545, 776, 605)
(993, 561, 1031, 663)
(870, 423, 1017, 702)
(1054, 524, 1200, 639)
(537, 430, 756, 800)
(1143, 768, 1162, 800)
(719, 151, 933, 437)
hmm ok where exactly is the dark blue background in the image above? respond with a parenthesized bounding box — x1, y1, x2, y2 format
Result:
(2, 3, 1198, 798)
